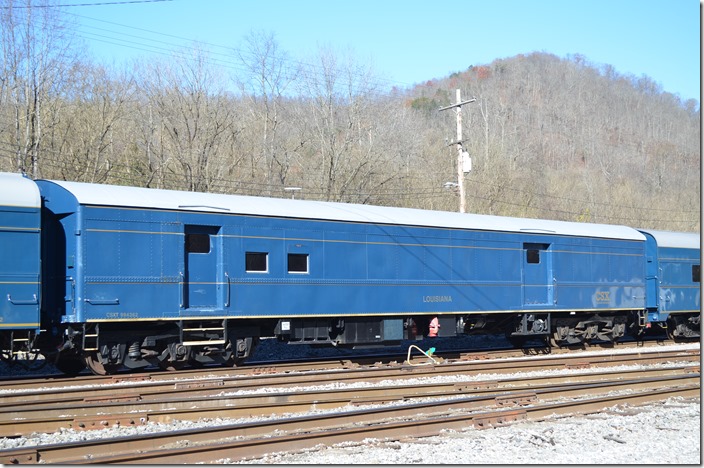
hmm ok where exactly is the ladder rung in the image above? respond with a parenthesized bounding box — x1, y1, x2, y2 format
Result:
(182, 340, 226, 346)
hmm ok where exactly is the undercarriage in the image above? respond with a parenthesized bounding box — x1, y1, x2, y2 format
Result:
(55, 320, 260, 375)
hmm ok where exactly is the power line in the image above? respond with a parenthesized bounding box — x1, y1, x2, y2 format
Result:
(61, 10, 414, 93)
(0, 148, 698, 228)
(3, 2, 408, 96)
(0, 0, 174, 8)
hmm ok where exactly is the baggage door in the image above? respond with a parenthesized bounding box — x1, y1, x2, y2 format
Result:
(183, 225, 221, 311)
(641, 232, 660, 313)
(523, 243, 554, 306)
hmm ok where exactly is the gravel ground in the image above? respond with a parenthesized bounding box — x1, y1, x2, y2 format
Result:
(239, 397, 700, 464)
(0, 337, 700, 464)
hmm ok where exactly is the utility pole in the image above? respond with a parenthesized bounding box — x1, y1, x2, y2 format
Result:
(439, 89, 475, 213)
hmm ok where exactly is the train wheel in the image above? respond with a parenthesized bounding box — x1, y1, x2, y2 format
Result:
(224, 337, 258, 367)
(157, 345, 190, 371)
(55, 351, 87, 375)
(225, 356, 246, 367)
(550, 334, 584, 348)
(188, 355, 205, 368)
(158, 359, 186, 371)
(84, 351, 121, 375)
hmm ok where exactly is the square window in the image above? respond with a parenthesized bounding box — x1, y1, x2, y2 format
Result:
(524, 243, 549, 264)
(288, 253, 309, 273)
(186, 233, 210, 254)
(526, 249, 540, 264)
(693, 265, 701, 283)
(246, 252, 268, 273)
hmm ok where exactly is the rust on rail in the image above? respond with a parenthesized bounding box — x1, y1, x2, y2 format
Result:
(72, 413, 149, 431)
(110, 375, 151, 383)
(565, 361, 591, 369)
(494, 392, 538, 407)
(83, 393, 141, 403)
(454, 380, 499, 391)
(472, 409, 528, 429)
(0, 449, 38, 464)
(173, 379, 225, 390)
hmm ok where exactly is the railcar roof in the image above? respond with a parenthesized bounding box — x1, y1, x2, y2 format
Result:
(639, 229, 700, 249)
(0, 172, 40, 208)
(42, 179, 646, 241)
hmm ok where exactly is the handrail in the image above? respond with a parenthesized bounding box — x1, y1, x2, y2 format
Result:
(178, 272, 184, 308)
(7, 293, 37, 305)
(224, 272, 230, 307)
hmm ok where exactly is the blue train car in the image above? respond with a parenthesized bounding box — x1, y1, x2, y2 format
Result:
(33, 178, 654, 373)
(640, 229, 700, 338)
(0, 173, 41, 358)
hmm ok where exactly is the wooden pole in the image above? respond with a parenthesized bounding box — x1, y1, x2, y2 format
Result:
(439, 90, 475, 213)
(455, 89, 466, 213)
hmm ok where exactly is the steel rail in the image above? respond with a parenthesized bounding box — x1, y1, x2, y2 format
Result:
(1, 365, 697, 437)
(0, 348, 698, 406)
(0, 373, 699, 464)
(0, 338, 681, 392)
(85, 386, 701, 465)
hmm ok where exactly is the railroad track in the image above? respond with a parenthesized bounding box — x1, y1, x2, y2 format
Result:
(0, 345, 699, 463)
(1, 372, 698, 464)
(0, 338, 689, 396)
(0, 336, 680, 391)
(1, 364, 697, 437)
(0, 345, 697, 406)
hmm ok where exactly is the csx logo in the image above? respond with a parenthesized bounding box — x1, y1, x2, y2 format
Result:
(595, 291, 611, 303)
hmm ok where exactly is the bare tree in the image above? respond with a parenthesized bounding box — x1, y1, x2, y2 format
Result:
(294, 46, 405, 203)
(234, 31, 302, 193)
(0, 0, 76, 177)
(45, 64, 135, 183)
(135, 45, 237, 192)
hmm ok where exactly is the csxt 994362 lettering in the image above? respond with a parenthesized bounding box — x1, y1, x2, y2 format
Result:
(0, 172, 699, 375)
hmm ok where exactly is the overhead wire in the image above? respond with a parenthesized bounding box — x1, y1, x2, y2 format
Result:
(1, 0, 407, 97)
(59, 7, 414, 95)
(0, 0, 174, 7)
(0, 146, 698, 228)
(0, 5, 697, 227)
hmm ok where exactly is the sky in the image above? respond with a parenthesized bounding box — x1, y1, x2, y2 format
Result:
(63, 0, 701, 104)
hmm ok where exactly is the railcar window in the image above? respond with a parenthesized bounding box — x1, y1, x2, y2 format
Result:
(526, 249, 540, 264)
(186, 233, 210, 254)
(693, 265, 701, 283)
(288, 253, 309, 273)
(246, 252, 268, 273)
(524, 243, 549, 264)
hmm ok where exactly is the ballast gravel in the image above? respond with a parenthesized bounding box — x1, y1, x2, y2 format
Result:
(237, 397, 700, 464)
(0, 337, 700, 464)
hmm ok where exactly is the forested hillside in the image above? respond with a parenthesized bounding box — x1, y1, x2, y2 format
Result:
(0, 5, 699, 232)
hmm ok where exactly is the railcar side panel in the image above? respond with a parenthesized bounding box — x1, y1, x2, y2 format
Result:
(36, 179, 651, 332)
(639, 230, 700, 321)
(0, 173, 41, 331)
(550, 236, 646, 311)
(657, 246, 700, 315)
(228, 219, 646, 319)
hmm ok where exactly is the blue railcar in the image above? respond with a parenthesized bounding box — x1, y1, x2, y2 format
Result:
(640, 229, 700, 338)
(0, 173, 41, 359)
(0, 172, 699, 374)
(35, 178, 656, 373)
